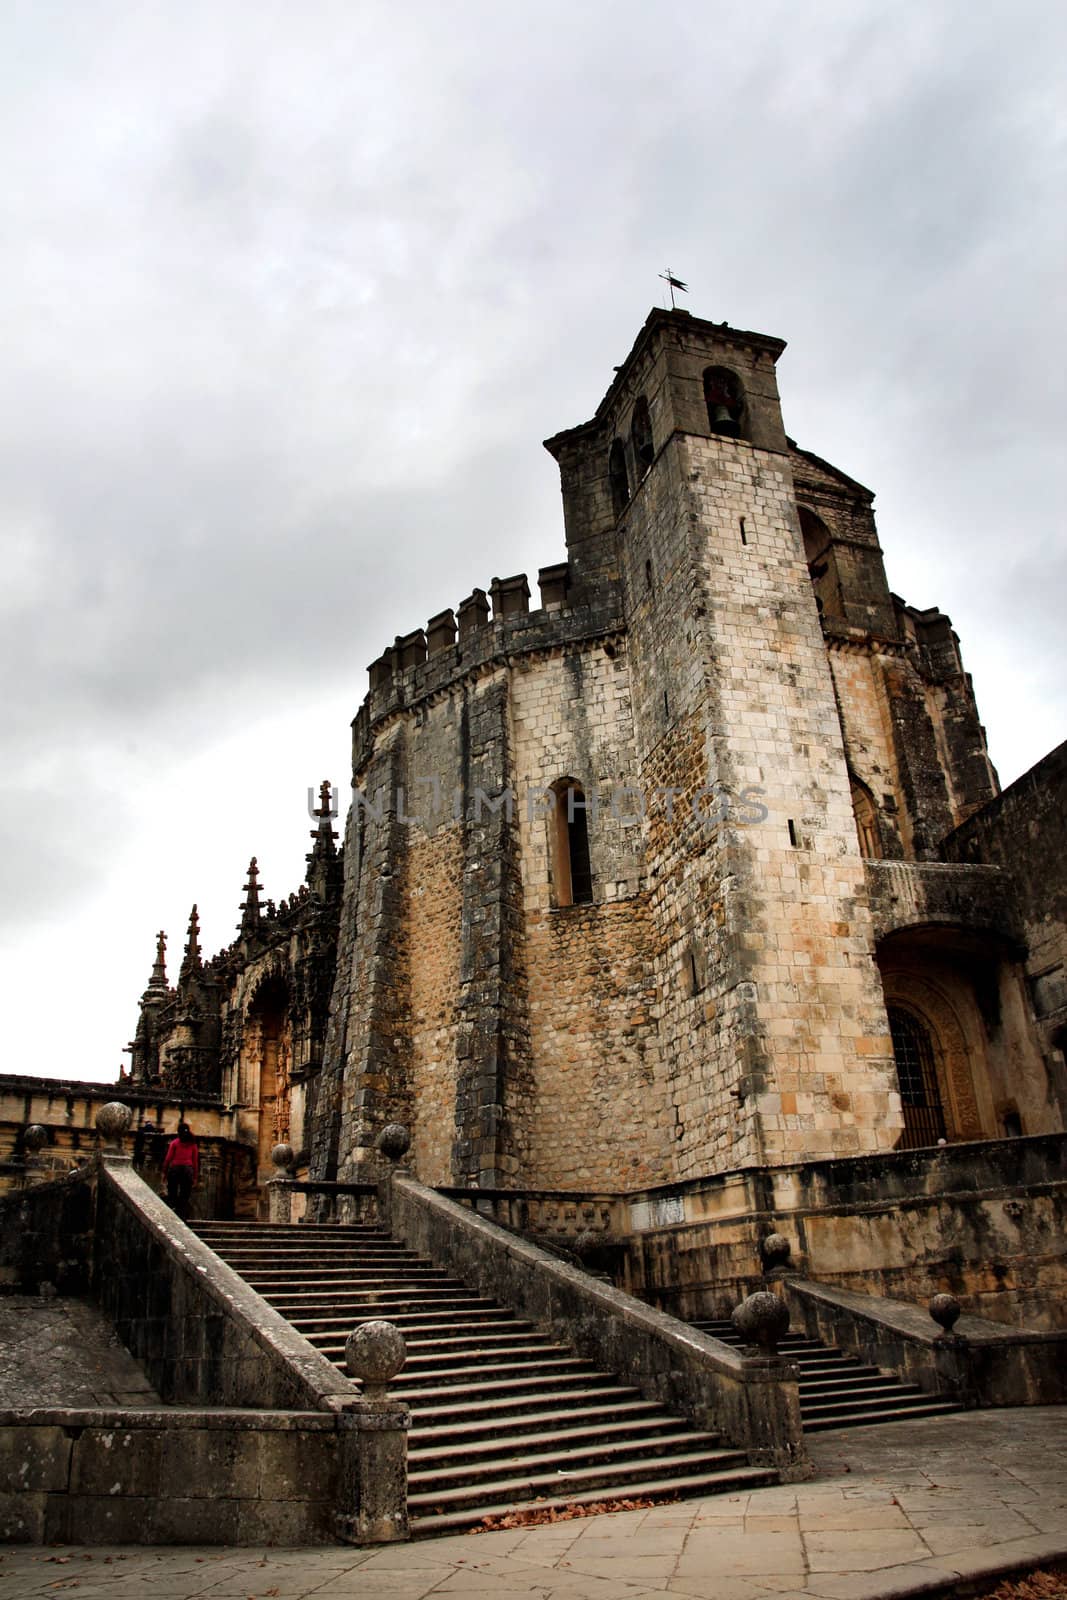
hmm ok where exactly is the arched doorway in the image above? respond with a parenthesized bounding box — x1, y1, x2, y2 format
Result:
(244, 975, 292, 1180)
(878, 931, 999, 1145)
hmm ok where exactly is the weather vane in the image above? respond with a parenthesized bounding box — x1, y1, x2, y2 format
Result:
(660, 269, 689, 310)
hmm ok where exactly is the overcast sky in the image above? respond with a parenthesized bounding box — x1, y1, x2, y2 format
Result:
(2, 1, 1064, 1084)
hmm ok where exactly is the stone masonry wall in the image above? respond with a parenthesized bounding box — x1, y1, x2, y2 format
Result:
(620, 428, 902, 1171)
(405, 824, 463, 1185)
(508, 640, 671, 1187)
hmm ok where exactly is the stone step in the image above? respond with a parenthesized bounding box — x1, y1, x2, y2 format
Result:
(195, 1227, 383, 1240)
(312, 1337, 562, 1368)
(409, 1429, 733, 1490)
(260, 1294, 504, 1318)
(409, 1465, 777, 1542)
(387, 1357, 604, 1395)
(406, 1459, 767, 1516)
(409, 1395, 665, 1446)
(206, 1248, 425, 1264)
(804, 1399, 963, 1433)
(794, 1360, 881, 1379)
(802, 1390, 960, 1422)
(798, 1376, 925, 1401)
(238, 1267, 459, 1284)
(408, 1412, 697, 1468)
(288, 1310, 526, 1336)
(394, 1377, 626, 1421)
(199, 1220, 784, 1532)
(691, 1316, 963, 1431)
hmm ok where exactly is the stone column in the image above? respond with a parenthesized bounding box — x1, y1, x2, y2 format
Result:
(337, 1319, 410, 1544)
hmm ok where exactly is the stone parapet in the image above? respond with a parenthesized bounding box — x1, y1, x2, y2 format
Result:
(0, 1407, 345, 1546)
(784, 1277, 1067, 1409)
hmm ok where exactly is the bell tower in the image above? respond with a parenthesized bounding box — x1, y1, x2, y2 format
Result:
(547, 309, 903, 1171)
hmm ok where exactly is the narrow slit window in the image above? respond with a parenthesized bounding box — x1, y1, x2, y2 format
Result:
(552, 781, 594, 907)
(608, 439, 630, 519)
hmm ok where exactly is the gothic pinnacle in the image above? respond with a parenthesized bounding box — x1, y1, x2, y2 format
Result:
(147, 930, 168, 991)
(180, 904, 203, 983)
(307, 778, 339, 892)
(239, 856, 263, 935)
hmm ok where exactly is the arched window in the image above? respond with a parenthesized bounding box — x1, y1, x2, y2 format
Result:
(798, 506, 843, 619)
(630, 396, 654, 475)
(608, 439, 630, 519)
(550, 779, 593, 907)
(888, 1005, 947, 1148)
(798, 505, 830, 565)
(850, 777, 882, 859)
(703, 367, 745, 438)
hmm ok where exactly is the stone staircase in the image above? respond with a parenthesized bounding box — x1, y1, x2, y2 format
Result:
(694, 1317, 963, 1432)
(193, 1221, 777, 1536)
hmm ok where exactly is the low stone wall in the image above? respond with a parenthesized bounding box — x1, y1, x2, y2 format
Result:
(0, 1169, 96, 1295)
(387, 1172, 808, 1478)
(784, 1278, 1067, 1409)
(0, 1407, 346, 1545)
(94, 1159, 353, 1411)
(615, 1136, 1067, 1331)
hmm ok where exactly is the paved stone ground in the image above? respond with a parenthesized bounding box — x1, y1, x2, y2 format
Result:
(0, 1409, 1064, 1599)
(0, 1296, 159, 1409)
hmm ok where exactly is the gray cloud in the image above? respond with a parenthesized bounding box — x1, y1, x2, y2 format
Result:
(1, 0, 1064, 1068)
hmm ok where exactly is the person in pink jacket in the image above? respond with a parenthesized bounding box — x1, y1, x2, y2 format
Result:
(162, 1122, 199, 1219)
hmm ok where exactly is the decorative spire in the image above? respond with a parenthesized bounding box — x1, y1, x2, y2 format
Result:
(239, 857, 262, 936)
(179, 904, 202, 984)
(148, 930, 168, 991)
(306, 779, 339, 898)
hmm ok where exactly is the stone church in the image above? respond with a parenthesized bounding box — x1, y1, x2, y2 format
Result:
(121, 306, 1066, 1217)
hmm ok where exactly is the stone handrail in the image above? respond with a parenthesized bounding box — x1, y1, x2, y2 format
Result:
(96, 1158, 354, 1412)
(385, 1171, 809, 1478)
(785, 1277, 1067, 1410)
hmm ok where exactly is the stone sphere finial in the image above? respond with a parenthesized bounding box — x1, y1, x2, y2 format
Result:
(345, 1320, 407, 1395)
(23, 1124, 48, 1155)
(376, 1123, 411, 1163)
(96, 1101, 133, 1148)
(760, 1232, 792, 1271)
(732, 1290, 790, 1356)
(929, 1293, 962, 1335)
(270, 1142, 295, 1173)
